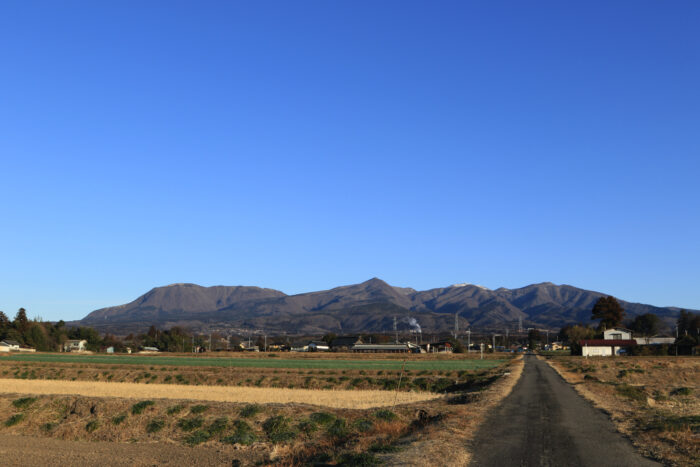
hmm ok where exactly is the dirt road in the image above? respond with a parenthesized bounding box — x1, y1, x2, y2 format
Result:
(469, 354, 659, 467)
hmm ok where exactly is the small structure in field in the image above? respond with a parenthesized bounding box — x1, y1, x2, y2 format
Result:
(17, 345, 36, 352)
(307, 341, 330, 352)
(138, 346, 160, 354)
(106, 346, 115, 354)
(330, 336, 363, 351)
(63, 339, 88, 352)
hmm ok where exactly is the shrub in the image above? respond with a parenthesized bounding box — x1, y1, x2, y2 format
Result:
(208, 417, 228, 435)
(12, 397, 37, 409)
(131, 400, 155, 415)
(190, 404, 209, 414)
(112, 414, 127, 425)
(177, 416, 204, 432)
(615, 384, 646, 402)
(310, 412, 336, 425)
(374, 409, 397, 421)
(670, 387, 693, 397)
(354, 418, 374, 432)
(262, 416, 297, 443)
(297, 419, 318, 435)
(146, 418, 165, 433)
(185, 429, 212, 446)
(222, 420, 258, 445)
(167, 404, 185, 415)
(41, 422, 56, 432)
(5, 414, 24, 427)
(239, 403, 263, 418)
(326, 418, 350, 439)
(85, 420, 99, 433)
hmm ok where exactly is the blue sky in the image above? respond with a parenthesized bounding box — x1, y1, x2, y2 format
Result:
(1, 1, 699, 322)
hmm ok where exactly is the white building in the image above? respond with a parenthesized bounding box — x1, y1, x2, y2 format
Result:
(63, 339, 88, 352)
(581, 328, 636, 357)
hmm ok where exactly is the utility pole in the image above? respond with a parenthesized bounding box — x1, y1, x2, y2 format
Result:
(264, 335, 267, 352)
(467, 329, 471, 353)
(393, 316, 398, 343)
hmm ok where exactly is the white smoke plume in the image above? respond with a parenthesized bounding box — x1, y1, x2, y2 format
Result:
(405, 317, 421, 333)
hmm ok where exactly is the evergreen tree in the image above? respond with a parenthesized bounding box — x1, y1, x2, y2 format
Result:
(591, 296, 625, 330)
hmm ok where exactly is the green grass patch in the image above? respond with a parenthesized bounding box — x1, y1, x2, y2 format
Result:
(146, 418, 165, 433)
(184, 429, 212, 445)
(85, 420, 99, 432)
(616, 384, 646, 402)
(670, 387, 693, 396)
(309, 412, 336, 425)
(12, 397, 37, 409)
(112, 414, 127, 425)
(131, 400, 155, 415)
(207, 417, 228, 435)
(239, 404, 263, 418)
(177, 416, 204, 432)
(5, 414, 24, 427)
(262, 415, 297, 443)
(166, 404, 185, 415)
(221, 420, 257, 445)
(4, 353, 505, 371)
(189, 404, 209, 414)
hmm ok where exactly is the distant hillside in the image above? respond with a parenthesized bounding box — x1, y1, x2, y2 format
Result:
(76, 278, 694, 334)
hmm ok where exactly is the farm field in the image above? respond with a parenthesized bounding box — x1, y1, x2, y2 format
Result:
(0, 352, 521, 465)
(544, 356, 699, 467)
(2, 352, 504, 371)
(0, 352, 507, 393)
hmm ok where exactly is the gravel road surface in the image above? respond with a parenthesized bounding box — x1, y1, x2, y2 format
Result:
(469, 354, 659, 467)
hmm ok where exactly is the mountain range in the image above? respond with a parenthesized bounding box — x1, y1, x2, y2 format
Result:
(75, 278, 693, 335)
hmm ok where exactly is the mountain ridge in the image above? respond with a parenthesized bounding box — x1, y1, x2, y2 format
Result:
(76, 279, 696, 334)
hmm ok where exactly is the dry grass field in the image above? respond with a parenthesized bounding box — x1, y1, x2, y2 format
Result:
(0, 352, 518, 465)
(0, 378, 438, 408)
(544, 356, 699, 467)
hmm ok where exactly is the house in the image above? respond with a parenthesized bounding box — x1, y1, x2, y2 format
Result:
(63, 339, 88, 352)
(17, 346, 36, 352)
(1, 340, 20, 351)
(307, 341, 329, 352)
(603, 328, 633, 340)
(0, 342, 11, 353)
(330, 336, 363, 351)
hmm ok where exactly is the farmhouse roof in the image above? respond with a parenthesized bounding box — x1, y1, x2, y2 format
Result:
(308, 341, 328, 346)
(2, 340, 20, 346)
(580, 339, 637, 346)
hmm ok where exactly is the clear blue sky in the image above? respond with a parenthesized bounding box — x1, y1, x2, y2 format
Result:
(1, 1, 699, 322)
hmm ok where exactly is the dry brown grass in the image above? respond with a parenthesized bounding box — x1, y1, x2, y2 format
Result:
(0, 378, 438, 409)
(545, 356, 699, 467)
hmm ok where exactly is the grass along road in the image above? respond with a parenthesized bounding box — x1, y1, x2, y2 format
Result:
(3, 353, 504, 371)
(0, 378, 439, 409)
